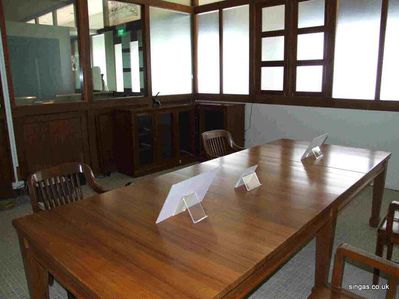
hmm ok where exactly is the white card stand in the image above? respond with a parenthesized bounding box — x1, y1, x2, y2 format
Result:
(156, 168, 218, 224)
(181, 192, 208, 224)
(301, 133, 328, 161)
(235, 165, 262, 191)
(311, 146, 323, 160)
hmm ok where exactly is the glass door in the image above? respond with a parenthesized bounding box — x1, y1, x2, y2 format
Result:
(137, 113, 154, 166)
(157, 112, 174, 160)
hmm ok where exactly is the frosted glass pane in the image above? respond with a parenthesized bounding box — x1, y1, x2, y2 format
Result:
(298, 0, 325, 28)
(115, 44, 124, 92)
(333, 0, 381, 100)
(92, 34, 107, 91)
(223, 5, 249, 94)
(39, 13, 53, 26)
(88, 0, 104, 30)
(198, 11, 220, 93)
(261, 67, 284, 90)
(297, 33, 324, 60)
(150, 8, 192, 95)
(296, 66, 323, 92)
(381, 0, 399, 100)
(130, 41, 140, 93)
(262, 36, 284, 61)
(262, 5, 285, 31)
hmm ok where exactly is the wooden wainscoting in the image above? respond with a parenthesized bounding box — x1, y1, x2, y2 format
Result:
(0, 115, 14, 198)
(14, 112, 91, 179)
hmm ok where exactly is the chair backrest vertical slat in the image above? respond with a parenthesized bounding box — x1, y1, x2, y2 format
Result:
(28, 162, 107, 213)
(201, 130, 242, 159)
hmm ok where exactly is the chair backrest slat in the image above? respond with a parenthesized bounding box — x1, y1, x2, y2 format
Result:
(28, 162, 106, 213)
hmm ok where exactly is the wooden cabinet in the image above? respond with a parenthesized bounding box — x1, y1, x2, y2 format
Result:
(114, 104, 196, 177)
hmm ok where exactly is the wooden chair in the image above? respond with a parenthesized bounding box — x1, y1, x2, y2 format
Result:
(201, 129, 244, 159)
(28, 162, 107, 213)
(310, 243, 399, 299)
(373, 201, 399, 284)
(27, 162, 107, 299)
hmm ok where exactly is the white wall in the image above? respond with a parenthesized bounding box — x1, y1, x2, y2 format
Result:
(245, 104, 399, 190)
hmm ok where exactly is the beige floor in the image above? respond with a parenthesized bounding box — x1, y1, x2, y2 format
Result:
(0, 171, 398, 299)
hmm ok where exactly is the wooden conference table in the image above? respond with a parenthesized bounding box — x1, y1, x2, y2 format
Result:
(13, 139, 391, 299)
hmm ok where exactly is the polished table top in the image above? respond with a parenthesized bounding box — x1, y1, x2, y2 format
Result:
(13, 139, 391, 298)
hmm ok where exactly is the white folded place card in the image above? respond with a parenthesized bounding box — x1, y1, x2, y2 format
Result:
(156, 167, 219, 224)
(235, 165, 261, 191)
(301, 133, 328, 161)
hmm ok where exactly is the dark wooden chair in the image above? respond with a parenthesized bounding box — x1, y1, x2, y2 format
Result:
(27, 162, 107, 299)
(373, 201, 399, 284)
(310, 243, 399, 299)
(201, 129, 244, 159)
(28, 162, 107, 213)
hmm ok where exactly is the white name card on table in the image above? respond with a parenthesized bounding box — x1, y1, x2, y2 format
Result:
(156, 168, 219, 224)
(301, 133, 328, 161)
(235, 165, 261, 191)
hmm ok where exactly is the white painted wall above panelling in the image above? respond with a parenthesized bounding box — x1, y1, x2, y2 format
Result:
(245, 103, 399, 190)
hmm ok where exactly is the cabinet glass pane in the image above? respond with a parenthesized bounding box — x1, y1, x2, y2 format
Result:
(262, 36, 284, 61)
(381, 0, 399, 100)
(297, 33, 324, 60)
(89, 1, 145, 100)
(179, 111, 193, 156)
(262, 5, 285, 31)
(159, 113, 173, 159)
(3, 0, 82, 105)
(223, 5, 249, 94)
(298, 0, 325, 28)
(150, 8, 192, 95)
(138, 114, 154, 165)
(261, 67, 284, 91)
(296, 66, 323, 92)
(333, 0, 381, 100)
(198, 11, 220, 93)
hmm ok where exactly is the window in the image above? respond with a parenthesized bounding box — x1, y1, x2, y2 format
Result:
(38, 12, 53, 26)
(295, 0, 325, 93)
(380, 0, 399, 100)
(3, 0, 82, 105)
(88, 0, 145, 99)
(260, 4, 286, 92)
(150, 7, 192, 95)
(198, 11, 219, 93)
(223, 5, 249, 94)
(333, 0, 382, 100)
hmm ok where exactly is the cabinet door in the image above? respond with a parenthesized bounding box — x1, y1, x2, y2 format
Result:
(178, 109, 195, 157)
(136, 113, 155, 166)
(157, 112, 174, 160)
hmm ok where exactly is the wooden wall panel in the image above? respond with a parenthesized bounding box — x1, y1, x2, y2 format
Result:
(0, 117, 14, 198)
(15, 112, 90, 178)
(95, 112, 116, 174)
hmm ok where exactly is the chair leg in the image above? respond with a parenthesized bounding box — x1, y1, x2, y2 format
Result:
(373, 231, 384, 285)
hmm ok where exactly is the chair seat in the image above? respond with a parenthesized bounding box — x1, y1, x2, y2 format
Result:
(309, 287, 363, 299)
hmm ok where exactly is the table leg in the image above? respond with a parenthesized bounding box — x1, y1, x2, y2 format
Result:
(314, 209, 337, 288)
(369, 164, 388, 228)
(18, 235, 49, 299)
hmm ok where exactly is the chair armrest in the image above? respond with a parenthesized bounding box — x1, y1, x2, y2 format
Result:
(332, 243, 399, 291)
(232, 142, 245, 151)
(81, 164, 108, 194)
